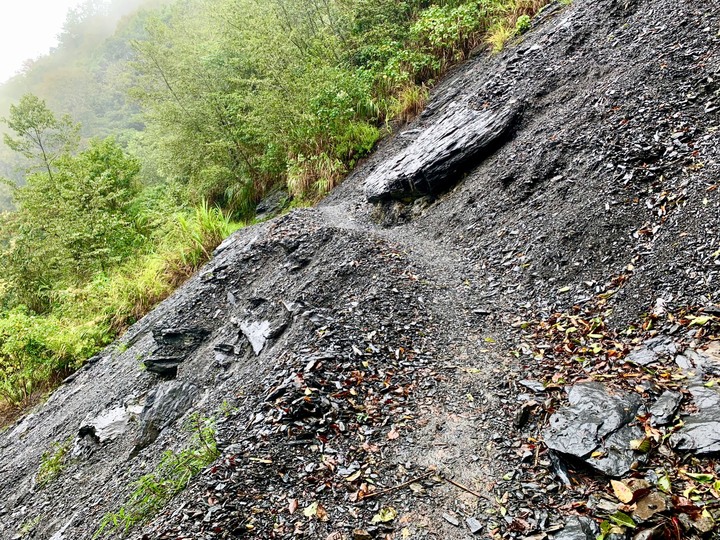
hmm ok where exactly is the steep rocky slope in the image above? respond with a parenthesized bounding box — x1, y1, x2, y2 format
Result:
(1, 0, 719, 539)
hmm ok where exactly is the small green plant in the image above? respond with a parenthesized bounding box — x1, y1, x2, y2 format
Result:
(94, 414, 219, 538)
(36, 437, 72, 487)
(515, 14, 532, 34)
(18, 515, 42, 537)
(218, 399, 240, 417)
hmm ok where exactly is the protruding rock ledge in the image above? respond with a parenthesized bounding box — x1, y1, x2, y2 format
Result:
(364, 100, 521, 202)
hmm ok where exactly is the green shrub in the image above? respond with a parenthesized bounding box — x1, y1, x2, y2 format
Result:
(515, 14, 532, 34)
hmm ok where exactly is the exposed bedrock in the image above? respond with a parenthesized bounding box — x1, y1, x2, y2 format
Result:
(364, 100, 521, 202)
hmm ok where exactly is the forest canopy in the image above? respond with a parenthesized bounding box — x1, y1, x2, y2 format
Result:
(0, 0, 547, 417)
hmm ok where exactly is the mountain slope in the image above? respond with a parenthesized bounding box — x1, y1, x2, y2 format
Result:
(0, 0, 718, 539)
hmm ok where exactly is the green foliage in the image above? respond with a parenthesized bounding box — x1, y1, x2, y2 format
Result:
(515, 14, 532, 34)
(36, 436, 73, 487)
(2, 94, 80, 178)
(2, 136, 144, 311)
(162, 201, 242, 284)
(0, 307, 97, 406)
(0, 182, 14, 212)
(94, 415, 219, 537)
(18, 515, 42, 538)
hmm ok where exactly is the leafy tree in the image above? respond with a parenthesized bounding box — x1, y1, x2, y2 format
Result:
(2, 137, 144, 310)
(2, 94, 80, 180)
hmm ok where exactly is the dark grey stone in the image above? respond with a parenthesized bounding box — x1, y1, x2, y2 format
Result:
(552, 516, 599, 540)
(689, 384, 720, 410)
(255, 189, 288, 220)
(240, 319, 271, 355)
(585, 424, 644, 477)
(144, 327, 209, 378)
(133, 381, 199, 452)
(79, 407, 133, 444)
(671, 408, 720, 455)
(520, 379, 546, 393)
(626, 347, 657, 366)
(649, 390, 682, 426)
(543, 383, 643, 476)
(466, 517, 483, 534)
(365, 101, 520, 202)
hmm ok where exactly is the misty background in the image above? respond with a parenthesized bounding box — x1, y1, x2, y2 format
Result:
(0, 0, 170, 209)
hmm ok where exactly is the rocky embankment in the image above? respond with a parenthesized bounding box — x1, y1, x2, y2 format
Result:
(1, 0, 719, 539)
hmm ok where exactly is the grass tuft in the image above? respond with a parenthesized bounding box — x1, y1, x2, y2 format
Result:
(94, 414, 219, 538)
(36, 437, 73, 488)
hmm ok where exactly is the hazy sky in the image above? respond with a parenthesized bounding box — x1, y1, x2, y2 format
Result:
(0, 0, 85, 84)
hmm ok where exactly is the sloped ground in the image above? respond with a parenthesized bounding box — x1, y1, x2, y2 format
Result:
(1, 0, 719, 539)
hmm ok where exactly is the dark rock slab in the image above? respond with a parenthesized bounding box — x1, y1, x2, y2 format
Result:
(649, 390, 682, 426)
(364, 101, 520, 202)
(543, 383, 643, 476)
(255, 189, 288, 220)
(585, 424, 644, 477)
(552, 516, 599, 540)
(466, 517, 482, 534)
(520, 379, 546, 393)
(144, 327, 209, 377)
(626, 347, 658, 366)
(688, 384, 720, 410)
(670, 408, 720, 455)
(134, 381, 200, 452)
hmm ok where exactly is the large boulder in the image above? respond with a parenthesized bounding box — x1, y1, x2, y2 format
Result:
(364, 101, 520, 202)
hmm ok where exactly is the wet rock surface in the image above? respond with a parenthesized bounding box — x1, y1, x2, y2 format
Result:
(144, 327, 209, 378)
(648, 390, 682, 426)
(1, 0, 720, 539)
(133, 381, 199, 451)
(553, 516, 599, 540)
(671, 409, 720, 456)
(364, 102, 520, 202)
(543, 383, 643, 477)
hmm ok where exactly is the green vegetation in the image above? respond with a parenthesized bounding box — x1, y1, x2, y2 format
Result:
(18, 515, 43, 537)
(36, 437, 73, 487)
(0, 0, 551, 420)
(515, 14, 532, 33)
(94, 415, 219, 537)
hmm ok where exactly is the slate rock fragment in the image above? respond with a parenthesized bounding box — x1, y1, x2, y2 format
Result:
(144, 327, 209, 377)
(466, 517, 483, 534)
(552, 516, 599, 540)
(543, 383, 643, 476)
(688, 384, 720, 410)
(585, 424, 644, 477)
(133, 381, 200, 452)
(648, 390, 682, 426)
(365, 101, 521, 202)
(78, 407, 133, 444)
(255, 189, 288, 220)
(626, 347, 657, 366)
(240, 319, 271, 356)
(670, 408, 720, 456)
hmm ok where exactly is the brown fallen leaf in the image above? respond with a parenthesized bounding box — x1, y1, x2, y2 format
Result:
(611, 480, 634, 504)
(387, 427, 400, 440)
(288, 498, 298, 514)
(316, 503, 329, 522)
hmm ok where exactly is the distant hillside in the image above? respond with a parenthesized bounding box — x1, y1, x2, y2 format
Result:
(0, 0, 170, 188)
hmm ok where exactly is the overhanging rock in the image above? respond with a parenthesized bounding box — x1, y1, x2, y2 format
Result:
(365, 100, 520, 202)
